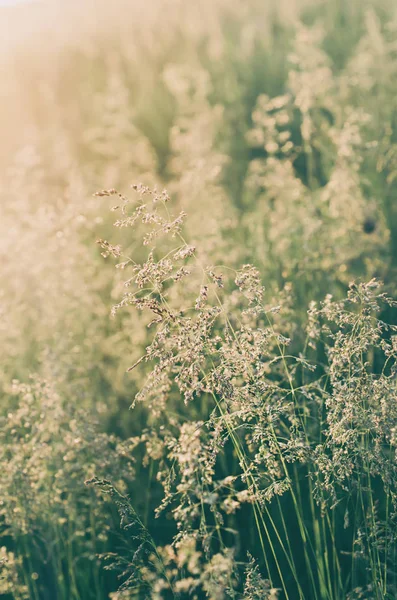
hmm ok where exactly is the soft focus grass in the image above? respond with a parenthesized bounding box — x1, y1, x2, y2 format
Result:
(1, 0, 397, 598)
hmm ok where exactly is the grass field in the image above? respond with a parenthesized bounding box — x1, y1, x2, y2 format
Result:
(1, 0, 397, 598)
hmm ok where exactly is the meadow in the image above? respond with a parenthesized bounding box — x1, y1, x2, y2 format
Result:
(1, 0, 397, 598)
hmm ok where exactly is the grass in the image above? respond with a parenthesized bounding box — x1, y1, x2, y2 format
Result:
(1, 0, 397, 598)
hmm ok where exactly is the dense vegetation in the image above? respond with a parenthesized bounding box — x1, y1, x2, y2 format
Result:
(1, 0, 397, 598)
